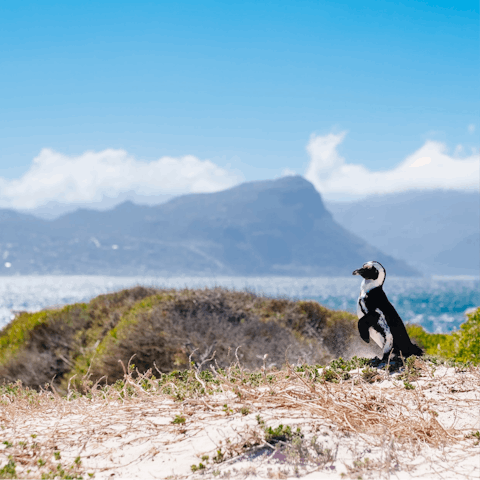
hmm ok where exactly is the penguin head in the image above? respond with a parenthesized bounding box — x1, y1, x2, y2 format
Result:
(353, 261, 386, 286)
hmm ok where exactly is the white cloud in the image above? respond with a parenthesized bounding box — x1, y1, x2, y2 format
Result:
(468, 124, 475, 134)
(305, 132, 480, 199)
(0, 148, 242, 209)
(280, 168, 297, 177)
(454, 144, 464, 156)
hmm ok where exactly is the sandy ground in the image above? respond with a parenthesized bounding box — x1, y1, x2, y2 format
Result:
(0, 363, 479, 479)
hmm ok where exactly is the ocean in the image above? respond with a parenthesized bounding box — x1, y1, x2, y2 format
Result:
(0, 275, 477, 333)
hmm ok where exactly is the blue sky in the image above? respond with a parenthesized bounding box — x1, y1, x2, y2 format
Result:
(0, 0, 478, 208)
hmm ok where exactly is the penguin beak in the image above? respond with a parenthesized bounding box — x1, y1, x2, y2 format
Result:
(352, 268, 364, 276)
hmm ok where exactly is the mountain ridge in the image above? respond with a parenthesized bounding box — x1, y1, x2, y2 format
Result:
(0, 176, 417, 276)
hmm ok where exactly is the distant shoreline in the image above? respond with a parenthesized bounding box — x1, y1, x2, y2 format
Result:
(0, 276, 477, 335)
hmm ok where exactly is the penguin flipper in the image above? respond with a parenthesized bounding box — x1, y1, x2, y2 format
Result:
(358, 312, 379, 343)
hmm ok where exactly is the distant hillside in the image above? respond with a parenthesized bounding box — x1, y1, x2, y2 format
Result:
(0, 176, 417, 276)
(326, 190, 480, 276)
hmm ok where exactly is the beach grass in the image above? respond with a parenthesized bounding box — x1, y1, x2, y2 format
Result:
(0, 355, 478, 478)
(0, 288, 478, 478)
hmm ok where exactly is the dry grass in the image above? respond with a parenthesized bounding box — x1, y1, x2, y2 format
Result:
(0, 356, 479, 479)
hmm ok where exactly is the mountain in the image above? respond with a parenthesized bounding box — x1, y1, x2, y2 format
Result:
(22, 192, 174, 220)
(0, 176, 417, 276)
(326, 190, 480, 276)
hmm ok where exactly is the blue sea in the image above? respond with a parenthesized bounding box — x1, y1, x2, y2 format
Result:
(0, 275, 477, 333)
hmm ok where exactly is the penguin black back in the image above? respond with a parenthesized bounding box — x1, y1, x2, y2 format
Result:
(362, 284, 423, 357)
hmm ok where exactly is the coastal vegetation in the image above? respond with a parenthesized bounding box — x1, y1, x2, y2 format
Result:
(0, 287, 363, 391)
(0, 286, 477, 393)
(406, 307, 480, 364)
(0, 352, 478, 478)
(0, 288, 478, 478)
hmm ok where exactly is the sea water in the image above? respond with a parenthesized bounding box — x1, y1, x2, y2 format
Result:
(0, 275, 477, 333)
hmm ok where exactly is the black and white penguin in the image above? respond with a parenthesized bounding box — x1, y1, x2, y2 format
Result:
(353, 261, 422, 362)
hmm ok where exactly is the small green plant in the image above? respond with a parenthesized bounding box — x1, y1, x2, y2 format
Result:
(403, 380, 415, 390)
(259, 418, 303, 445)
(240, 406, 250, 415)
(190, 462, 206, 472)
(39, 461, 83, 480)
(172, 414, 186, 424)
(466, 431, 480, 445)
(2, 441, 13, 448)
(265, 424, 293, 443)
(330, 356, 368, 372)
(212, 449, 224, 463)
(201, 455, 209, 462)
(256, 414, 265, 427)
(405, 355, 418, 370)
(54, 451, 61, 460)
(37, 458, 46, 466)
(0, 458, 16, 479)
(361, 366, 379, 383)
(322, 368, 340, 383)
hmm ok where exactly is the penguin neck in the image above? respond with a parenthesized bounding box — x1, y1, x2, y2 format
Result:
(361, 273, 385, 293)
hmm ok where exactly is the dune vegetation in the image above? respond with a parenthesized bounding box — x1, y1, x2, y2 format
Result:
(0, 287, 367, 392)
(0, 347, 478, 479)
(0, 287, 477, 394)
(0, 287, 480, 391)
(406, 307, 480, 364)
(0, 288, 478, 478)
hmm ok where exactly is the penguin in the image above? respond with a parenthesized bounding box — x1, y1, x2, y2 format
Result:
(353, 261, 422, 362)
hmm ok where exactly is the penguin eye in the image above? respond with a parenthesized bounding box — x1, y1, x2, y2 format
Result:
(363, 266, 378, 279)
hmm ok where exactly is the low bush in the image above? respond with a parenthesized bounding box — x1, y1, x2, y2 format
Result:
(0, 287, 361, 390)
(0, 287, 159, 389)
(407, 307, 480, 364)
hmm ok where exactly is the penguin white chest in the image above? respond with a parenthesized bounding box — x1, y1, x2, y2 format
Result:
(356, 289, 393, 355)
(369, 309, 393, 354)
(356, 290, 367, 319)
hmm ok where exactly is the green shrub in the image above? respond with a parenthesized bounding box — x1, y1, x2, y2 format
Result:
(0, 287, 373, 390)
(407, 308, 480, 365)
(406, 324, 455, 357)
(454, 307, 480, 363)
(0, 287, 159, 390)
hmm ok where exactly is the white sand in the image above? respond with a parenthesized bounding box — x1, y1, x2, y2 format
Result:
(0, 364, 479, 479)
